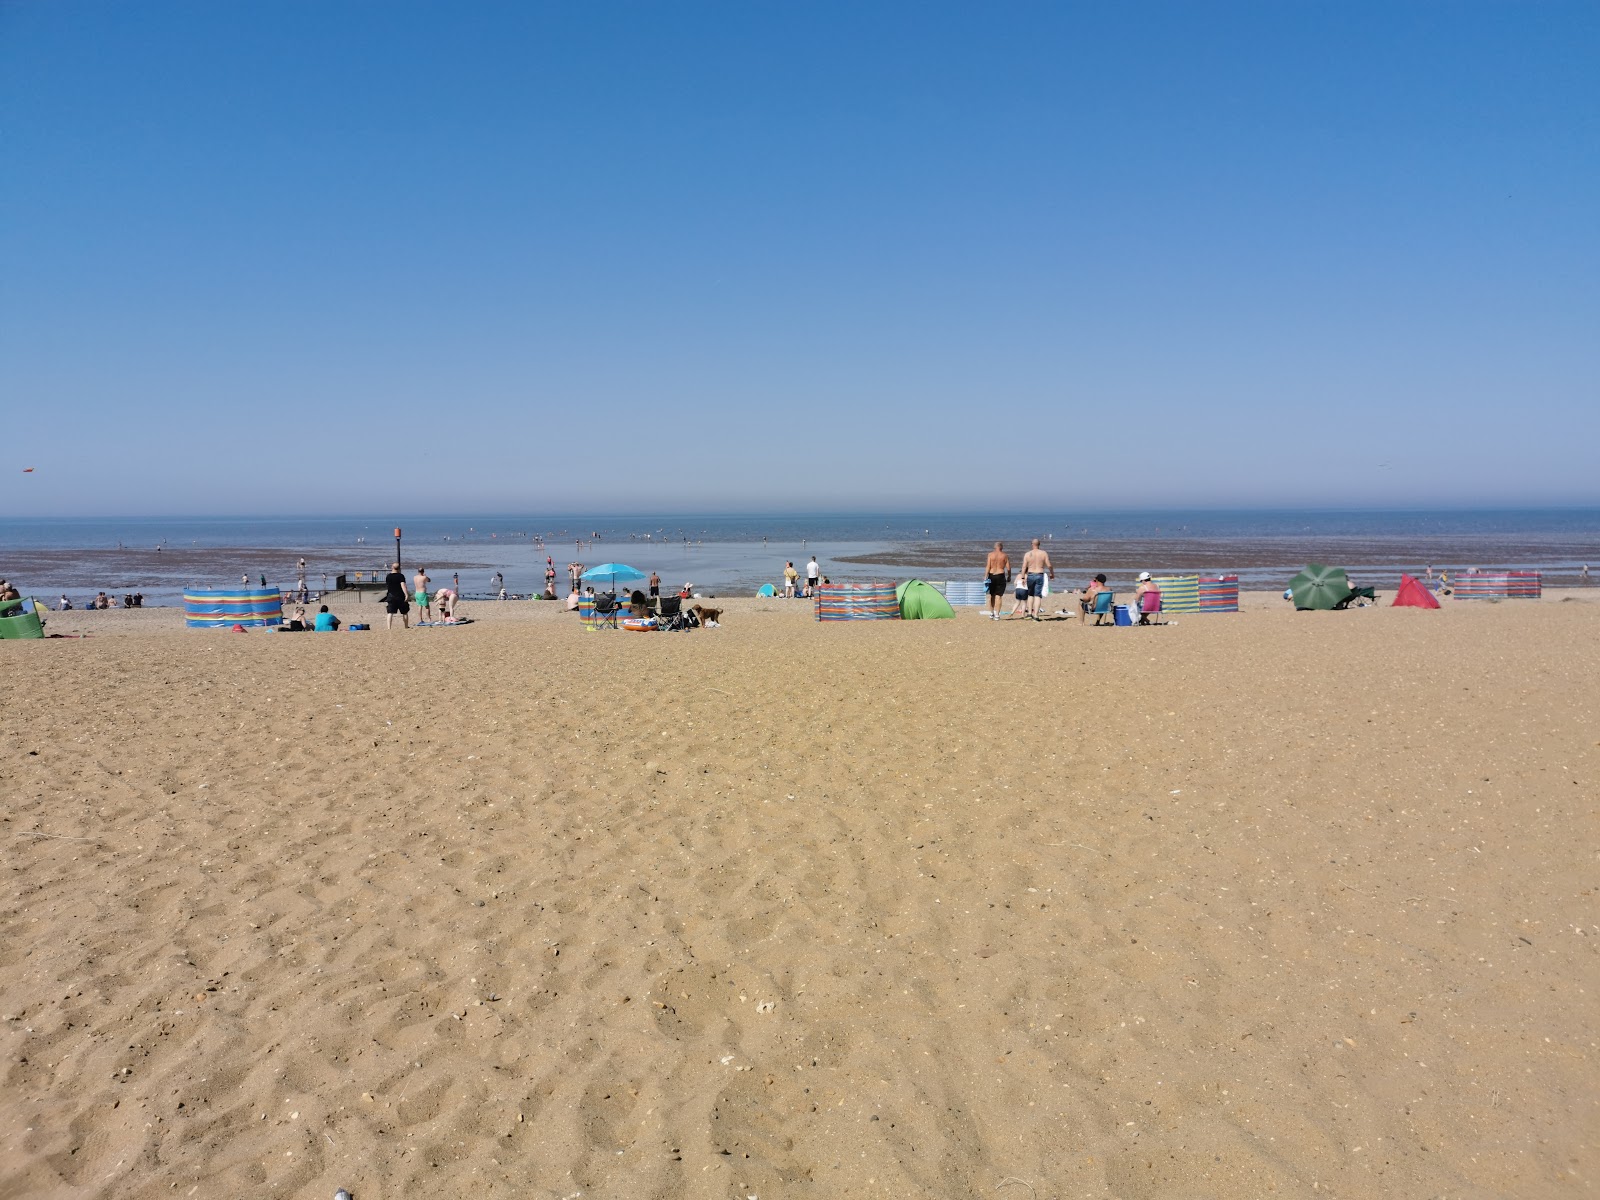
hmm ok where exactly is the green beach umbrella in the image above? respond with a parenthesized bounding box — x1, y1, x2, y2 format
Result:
(1288, 563, 1352, 610)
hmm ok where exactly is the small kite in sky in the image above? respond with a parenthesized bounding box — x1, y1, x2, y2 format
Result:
(23, 467, 35, 473)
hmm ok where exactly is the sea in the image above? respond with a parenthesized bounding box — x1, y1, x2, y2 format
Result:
(2, 509, 1598, 607)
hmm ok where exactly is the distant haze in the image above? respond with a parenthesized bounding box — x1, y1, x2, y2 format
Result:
(4, 4, 1597, 516)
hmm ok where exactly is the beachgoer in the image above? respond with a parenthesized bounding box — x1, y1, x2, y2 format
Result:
(1583, 564, 1591, 584)
(984, 542, 1010, 620)
(491, 571, 503, 597)
(58, 595, 72, 611)
(290, 605, 308, 630)
(413, 566, 433, 620)
(566, 590, 580, 610)
(1080, 573, 1108, 621)
(806, 556, 820, 595)
(680, 582, 693, 599)
(648, 570, 661, 599)
(1134, 571, 1160, 624)
(434, 588, 456, 621)
(783, 561, 798, 598)
(0, 580, 19, 602)
(383, 562, 410, 629)
(314, 604, 341, 631)
(1020, 538, 1053, 619)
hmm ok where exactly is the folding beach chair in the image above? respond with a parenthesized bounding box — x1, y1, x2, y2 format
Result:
(1083, 590, 1115, 625)
(1137, 589, 1164, 625)
(591, 594, 621, 630)
(656, 595, 682, 621)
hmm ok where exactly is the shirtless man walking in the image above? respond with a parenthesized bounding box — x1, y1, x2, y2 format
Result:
(984, 542, 1010, 621)
(1020, 538, 1053, 621)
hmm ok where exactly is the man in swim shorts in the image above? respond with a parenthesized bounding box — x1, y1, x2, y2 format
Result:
(1020, 538, 1053, 621)
(413, 566, 432, 621)
(984, 542, 1010, 620)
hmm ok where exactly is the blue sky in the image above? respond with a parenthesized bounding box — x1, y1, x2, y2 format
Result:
(4, 2, 1597, 516)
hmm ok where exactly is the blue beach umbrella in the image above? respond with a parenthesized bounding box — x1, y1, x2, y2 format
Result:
(581, 562, 647, 593)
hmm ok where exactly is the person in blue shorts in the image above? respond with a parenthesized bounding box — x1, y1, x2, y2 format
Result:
(1020, 538, 1053, 620)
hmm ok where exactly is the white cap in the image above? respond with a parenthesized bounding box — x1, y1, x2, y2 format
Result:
(1138, 571, 1151, 581)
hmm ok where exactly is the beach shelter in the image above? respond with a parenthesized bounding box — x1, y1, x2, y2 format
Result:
(0, 597, 45, 639)
(1198, 575, 1241, 612)
(1392, 573, 1441, 609)
(1288, 563, 1352, 611)
(940, 581, 987, 606)
(815, 582, 900, 621)
(1153, 575, 1201, 613)
(184, 587, 283, 628)
(581, 562, 646, 593)
(896, 579, 956, 620)
(1452, 570, 1542, 600)
(756, 583, 776, 597)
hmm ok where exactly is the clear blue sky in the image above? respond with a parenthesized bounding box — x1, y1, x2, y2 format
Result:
(5, 2, 1597, 516)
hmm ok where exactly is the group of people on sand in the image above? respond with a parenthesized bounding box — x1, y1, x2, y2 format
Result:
(287, 604, 343, 631)
(380, 564, 459, 629)
(983, 541, 1161, 623)
(781, 557, 823, 597)
(55, 591, 140, 610)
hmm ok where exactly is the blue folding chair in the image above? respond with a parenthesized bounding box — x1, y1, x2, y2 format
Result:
(1083, 590, 1115, 625)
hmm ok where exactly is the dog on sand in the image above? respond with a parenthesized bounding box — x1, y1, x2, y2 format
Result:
(691, 604, 723, 628)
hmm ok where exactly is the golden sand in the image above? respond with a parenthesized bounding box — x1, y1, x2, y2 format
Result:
(3, 593, 1597, 1197)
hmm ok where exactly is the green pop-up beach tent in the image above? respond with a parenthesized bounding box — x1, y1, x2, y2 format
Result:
(1288, 563, 1353, 610)
(896, 579, 956, 619)
(0, 597, 45, 639)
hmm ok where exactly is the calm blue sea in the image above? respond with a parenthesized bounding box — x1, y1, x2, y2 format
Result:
(2, 509, 1598, 605)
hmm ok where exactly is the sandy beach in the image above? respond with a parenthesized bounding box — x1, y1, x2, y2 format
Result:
(2, 592, 1596, 1198)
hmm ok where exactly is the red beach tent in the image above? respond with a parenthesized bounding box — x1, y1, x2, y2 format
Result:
(1393, 573, 1441, 609)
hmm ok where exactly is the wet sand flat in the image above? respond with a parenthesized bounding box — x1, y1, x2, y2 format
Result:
(2, 594, 1596, 1198)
